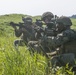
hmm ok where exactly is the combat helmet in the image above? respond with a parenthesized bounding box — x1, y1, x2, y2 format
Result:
(41, 12, 54, 21)
(22, 16, 32, 23)
(57, 16, 72, 26)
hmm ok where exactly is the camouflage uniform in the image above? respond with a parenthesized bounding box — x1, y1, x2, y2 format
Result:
(51, 53, 75, 66)
(34, 12, 57, 40)
(14, 16, 37, 46)
(47, 17, 75, 49)
(50, 16, 76, 67)
(39, 12, 57, 52)
(48, 28, 76, 49)
(28, 12, 57, 54)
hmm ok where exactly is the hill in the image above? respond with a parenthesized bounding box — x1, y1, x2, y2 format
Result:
(0, 14, 41, 36)
(0, 14, 76, 36)
(0, 14, 76, 75)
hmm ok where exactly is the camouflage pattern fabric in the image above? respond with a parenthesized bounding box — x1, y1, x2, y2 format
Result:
(37, 28, 76, 55)
(28, 40, 49, 57)
(28, 41, 41, 52)
(46, 29, 76, 48)
(63, 40, 76, 56)
(14, 23, 37, 46)
(51, 53, 75, 67)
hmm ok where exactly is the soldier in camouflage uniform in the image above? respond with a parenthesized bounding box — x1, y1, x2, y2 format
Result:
(28, 12, 57, 54)
(13, 16, 37, 46)
(48, 16, 75, 51)
(35, 11, 56, 40)
(39, 12, 57, 52)
(41, 12, 56, 35)
(50, 16, 76, 67)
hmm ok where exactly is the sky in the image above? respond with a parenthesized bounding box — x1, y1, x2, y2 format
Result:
(0, 0, 76, 16)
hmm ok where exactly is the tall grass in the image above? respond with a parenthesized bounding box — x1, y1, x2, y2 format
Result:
(0, 14, 76, 75)
(0, 36, 49, 75)
(4, 48, 48, 75)
(71, 18, 76, 29)
(0, 32, 75, 75)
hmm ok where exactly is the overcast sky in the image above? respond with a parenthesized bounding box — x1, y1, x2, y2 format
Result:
(0, 0, 76, 16)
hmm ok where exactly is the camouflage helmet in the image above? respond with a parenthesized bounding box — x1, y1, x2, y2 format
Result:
(41, 12, 54, 21)
(57, 16, 72, 26)
(22, 16, 32, 23)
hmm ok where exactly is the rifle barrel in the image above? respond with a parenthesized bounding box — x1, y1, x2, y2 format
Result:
(10, 22, 24, 27)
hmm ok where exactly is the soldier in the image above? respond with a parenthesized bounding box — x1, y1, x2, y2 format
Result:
(41, 12, 58, 37)
(48, 16, 75, 50)
(38, 12, 58, 53)
(34, 12, 57, 40)
(50, 16, 76, 67)
(28, 12, 57, 54)
(13, 16, 37, 46)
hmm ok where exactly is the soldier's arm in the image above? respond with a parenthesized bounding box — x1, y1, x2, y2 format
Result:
(51, 31, 71, 48)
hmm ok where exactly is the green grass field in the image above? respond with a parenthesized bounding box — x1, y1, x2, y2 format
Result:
(0, 14, 76, 75)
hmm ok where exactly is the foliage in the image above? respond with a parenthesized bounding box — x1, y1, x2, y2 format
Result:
(0, 36, 49, 75)
(0, 14, 76, 75)
(71, 18, 76, 30)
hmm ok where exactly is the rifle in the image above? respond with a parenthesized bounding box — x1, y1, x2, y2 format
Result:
(10, 22, 25, 28)
(10, 22, 37, 39)
(10, 22, 33, 35)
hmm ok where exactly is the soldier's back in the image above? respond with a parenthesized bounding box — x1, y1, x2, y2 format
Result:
(62, 30, 76, 56)
(64, 39, 76, 56)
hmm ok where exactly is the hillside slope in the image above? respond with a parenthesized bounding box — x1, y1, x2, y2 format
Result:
(0, 14, 41, 36)
(0, 14, 76, 36)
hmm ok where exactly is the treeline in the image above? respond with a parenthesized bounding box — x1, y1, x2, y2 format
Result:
(70, 14, 76, 19)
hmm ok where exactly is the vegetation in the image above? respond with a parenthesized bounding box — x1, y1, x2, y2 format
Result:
(71, 18, 76, 30)
(0, 14, 76, 75)
(70, 15, 76, 19)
